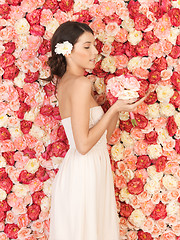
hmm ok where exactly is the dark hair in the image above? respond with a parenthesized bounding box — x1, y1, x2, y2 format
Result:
(45, 21, 94, 86)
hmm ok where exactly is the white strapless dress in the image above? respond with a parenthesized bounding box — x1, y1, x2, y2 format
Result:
(49, 106, 120, 240)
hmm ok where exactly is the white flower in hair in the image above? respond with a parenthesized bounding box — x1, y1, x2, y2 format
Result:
(55, 41, 73, 56)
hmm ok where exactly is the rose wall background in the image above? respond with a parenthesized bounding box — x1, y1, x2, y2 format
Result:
(2, 0, 180, 239)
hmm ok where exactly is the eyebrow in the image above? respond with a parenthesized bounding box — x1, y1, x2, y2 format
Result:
(83, 41, 91, 44)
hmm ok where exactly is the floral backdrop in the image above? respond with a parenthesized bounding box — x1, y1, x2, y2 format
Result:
(1, 0, 180, 239)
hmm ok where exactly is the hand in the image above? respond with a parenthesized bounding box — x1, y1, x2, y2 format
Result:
(113, 84, 156, 113)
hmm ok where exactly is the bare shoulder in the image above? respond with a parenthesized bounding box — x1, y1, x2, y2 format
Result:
(72, 76, 91, 93)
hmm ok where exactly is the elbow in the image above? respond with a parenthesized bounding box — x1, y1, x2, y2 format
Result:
(76, 142, 90, 155)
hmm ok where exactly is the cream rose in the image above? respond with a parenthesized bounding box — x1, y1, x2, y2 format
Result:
(101, 56, 116, 73)
(144, 179, 161, 194)
(147, 103, 160, 119)
(120, 131, 134, 149)
(127, 56, 142, 72)
(12, 183, 29, 198)
(129, 209, 146, 228)
(0, 156, 6, 168)
(14, 72, 26, 88)
(162, 175, 178, 190)
(111, 142, 124, 161)
(25, 158, 40, 174)
(43, 179, 53, 196)
(156, 85, 174, 102)
(121, 18, 135, 32)
(127, 29, 143, 45)
(24, 107, 40, 122)
(14, 18, 30, 35)
(119, 111, 129, 121)
(147, 144, 162, 159)
(0, 188, 7, 201)
(8, 127, 22, 141)
(119, 187, 132, 203)
(167, 27, 180, 45)
(159, 103, 176, 117)
(157, 128, 171, 144)
(94, 77, 106, 94)
(46, 19, 60, 35)
(147, 165, 163, 181)
(41, 196, 50, 212)
(174, 112, 180, 128)
(0, 115, 8, 128)
(166, 201, 179, 216)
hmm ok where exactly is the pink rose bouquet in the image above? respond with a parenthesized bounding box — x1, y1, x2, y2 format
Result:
(106, 74, 141, 126)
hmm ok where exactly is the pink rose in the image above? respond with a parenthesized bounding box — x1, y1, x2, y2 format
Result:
(3, 64, 19, 80)
(40, 105, 53, 116)
(169, 45, 180, 59)
(32, 191, 46, 205)
(16, 86, 28, 103)
(111, 41, 125, 56)
(59, 0, 73, 12)
(145, 131, 158, 144)
(134, 14, 151, 31)
(0, 177, 13, 194)
(155, 156, 167, 172)
(150, 56, 167, 72)
(136, 40, 149, 57)
(27, 204, 41, 221)
(168, 8, 180, 27)
(22, 147, 36, 159)
(3, 42, 15, 54)
(171, 71, 180, 91)
(144, 30, 159, 44)
(4, 223, 20, 239)
(30, 25, 45, 37)
(43, 82, 55, 97)
(127, 0, 140, 19)
(0, 127, 11, 140)
(6, 0, 22, 5)
(26, 9, 42, 25)
(15, 103, 31, 119)
(2, 151, 15, 166)
(43, 0, 59, 13)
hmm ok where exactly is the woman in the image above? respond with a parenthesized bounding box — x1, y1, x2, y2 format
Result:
(48, 21, 151, 240)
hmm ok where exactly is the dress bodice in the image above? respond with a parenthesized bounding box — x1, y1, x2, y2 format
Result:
(61, 106, 107, 151)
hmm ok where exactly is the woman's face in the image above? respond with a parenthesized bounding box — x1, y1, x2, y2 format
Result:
(68, 31, 98, 71)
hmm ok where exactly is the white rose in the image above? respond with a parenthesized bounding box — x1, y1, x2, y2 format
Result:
(101, 56, 116, 73)
(147, 165, 163, 181)
(29, 125, 45, 140)
(157, 128, 171, 144)
(14, 18, 30, 35)
(24, 107, 40, 121)
(46, 19, 60, 34)
(163, 175, 178, 190)
(156, 85, 174, 103)
(35, 91, 46, 105)
(167, 27, 180, 45)
(94, 78, 106, 94)
(14, 72, 26, 88)
(12, 183, 29, 197)
(129, 209, 146, 228)
(51, 156, 63, 168)
(0, 115, 8, 128)
(8, 127, 22, 141)
(159, 103, 175, 117)
(119, 187, 132, 203)
(0, 156, 6, 168)
(127, 29, 143, 45)
(166, 201, 179, 216)
(25, 158, 40, 174)
(144, 179, 161, 194)
(121, 18, 135, 32)
(174, 112, 180, 128)
(39, 68, 51, 79)
(127, 56, 142, 72)
(0, 188, 7, 201)
(96, 30, 114, 43)
(43, 179, 53, 196)
(111, 142, 124, 161)
(120, 131, 134, 149)
(73, 0, 94, 12)
(147, 103, 160, 119)
(172, 1, 180, 8)
(147, 144, 162, 159)
(119, 111, 129, 121)
(41, 196, 50, 212)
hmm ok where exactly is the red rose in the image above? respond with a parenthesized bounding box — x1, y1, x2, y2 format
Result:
(32, 191, 46, 205)
(44, 82, 55, 97)
(103, 13, 122, 25)
(51, 140, 69, 157)
(127, 178, 144, 195)
(95, 39, 103, 54)
(136, 155, 151, 169)
(4, 223, 20, 239)
(24, 70, 39, 83)
(0, 177, 13, 194)
(0, 211, 6, 222)
(0, 53, 15, 69)
(150, 202, 167, 220)
(120, 202, 134, 218)
(35, 166, 50, 182)
(2, 151, 15, 166)
(138, 230, 153, 240)
(166, 116, 177, 137)
(148, 70, 161, 84)
(26, 9, 42, 25)
(40, 105, 53, 116)
(41, 144, 52, 160)
(134, 113, 148, 129)
(20, 120, 33, 134)
(22, 147, 36, 158)
(6, 0, 22, 5)
(168, 8, 180, 27)
(16, 103, 31, 119)
(27, 204, 41, 221)
(92, 61, 107, 78)
(43, 0, 59, 13)
(15, 86, 28, 102)
(0, 127, 11, 140)
(155, 156, 167, 172)
(134, 14, 151, 31)
(144, 30, 159, 44)
(0, 200, 11, 212)
(150, 56, 167, 72)
(0, 168, 8, 180)
(57, 125, 68, 143)
(169, 45, 180, 59)
(175, 139, 180, 154)
(52, 106, 61, 120)
(171, 71, 180, 91)
(149, 2, 164, 19)
(0, 4, 10, 15)
(124, 41, 137, 58)
(119, 119, 133, 133)
(106, 91, 118, 105)
(115, 68, 130, 77)
(111, 41, 125, 56)
(145, 131, 158, 144)
(176, 34, 180, 45)
(18, 170, 35, 184)
(144, 91, 157, 105)
(127, 0, 140, 19)
(59, 0, 73, 12)
(3, 42, 15, 54)
(161, 0, 172, 13)
(170, 90, 180, 108)
(3, 64, 19, 80)
(30, 25, 45, 37)
(75, 10, 93, 23)
(136, 40, 149, 57)
(138, 79, 150, 98)
(38, 39, 51, 55)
